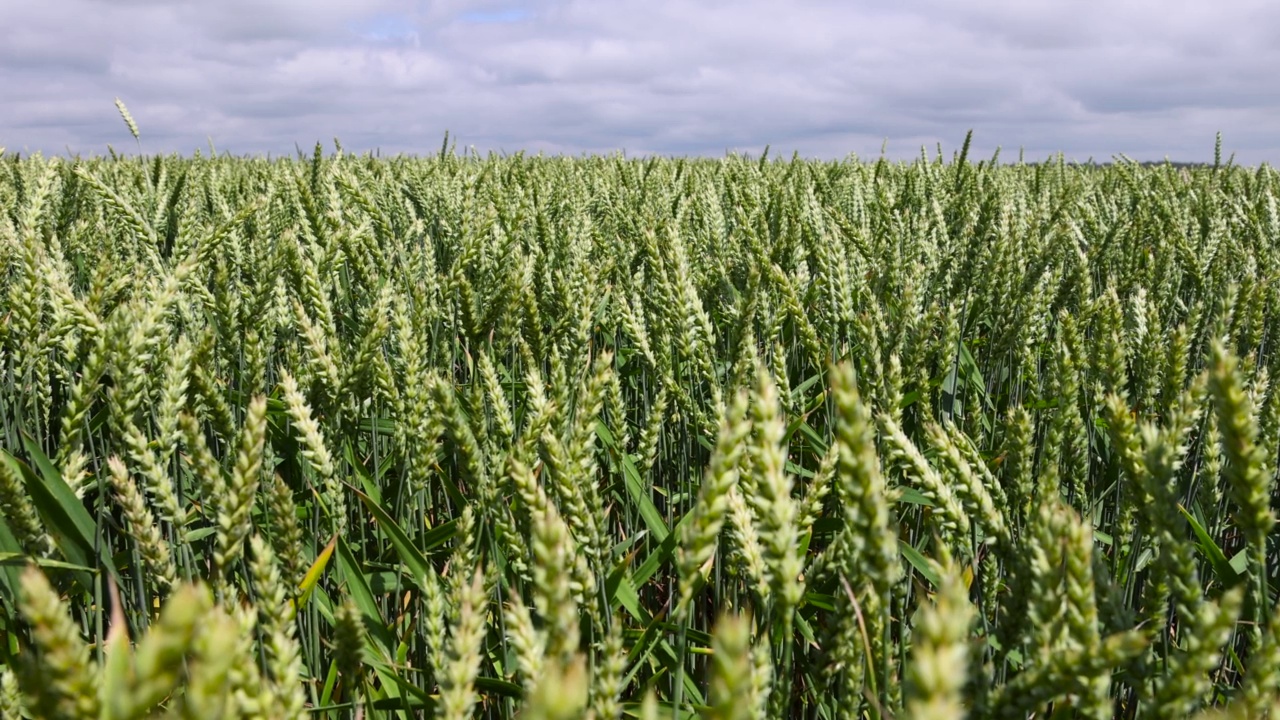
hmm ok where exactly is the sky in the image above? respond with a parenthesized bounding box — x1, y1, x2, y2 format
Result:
(3, 0, 1279, 163)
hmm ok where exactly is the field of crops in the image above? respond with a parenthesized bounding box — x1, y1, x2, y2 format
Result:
(1, 139, 1279, 719)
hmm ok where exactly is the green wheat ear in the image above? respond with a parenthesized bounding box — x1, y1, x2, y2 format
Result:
(114, 97, 140, 142)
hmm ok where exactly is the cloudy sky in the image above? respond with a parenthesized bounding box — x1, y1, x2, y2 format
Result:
(4, 0, 1278, 163)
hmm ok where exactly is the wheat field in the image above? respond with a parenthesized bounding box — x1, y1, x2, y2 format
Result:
(1, 136, 1279, 719)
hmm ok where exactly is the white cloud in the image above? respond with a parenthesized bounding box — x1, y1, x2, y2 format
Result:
(2, 0, 1277, 162)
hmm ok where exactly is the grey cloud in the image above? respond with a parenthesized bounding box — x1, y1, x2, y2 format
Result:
(2, 0, 1278, 162)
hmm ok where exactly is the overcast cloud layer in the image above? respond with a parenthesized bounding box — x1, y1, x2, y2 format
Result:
(3, 0, 1278, 162)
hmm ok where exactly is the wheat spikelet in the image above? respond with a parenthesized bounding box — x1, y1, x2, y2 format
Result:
(440, 565, 490, 720)
(215, 395, 267, 575)
(677, 390, 751, 612)
(279, 372, 346, 534)
(704, 612, 754, 720)
(0, 457, 53, 557)
(107, 456, 176, 590)
(902, 546, 974, 720)
(114, 98, 140, 140)
(248, 535, 306, 719)
(15, 566, 100, 719)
